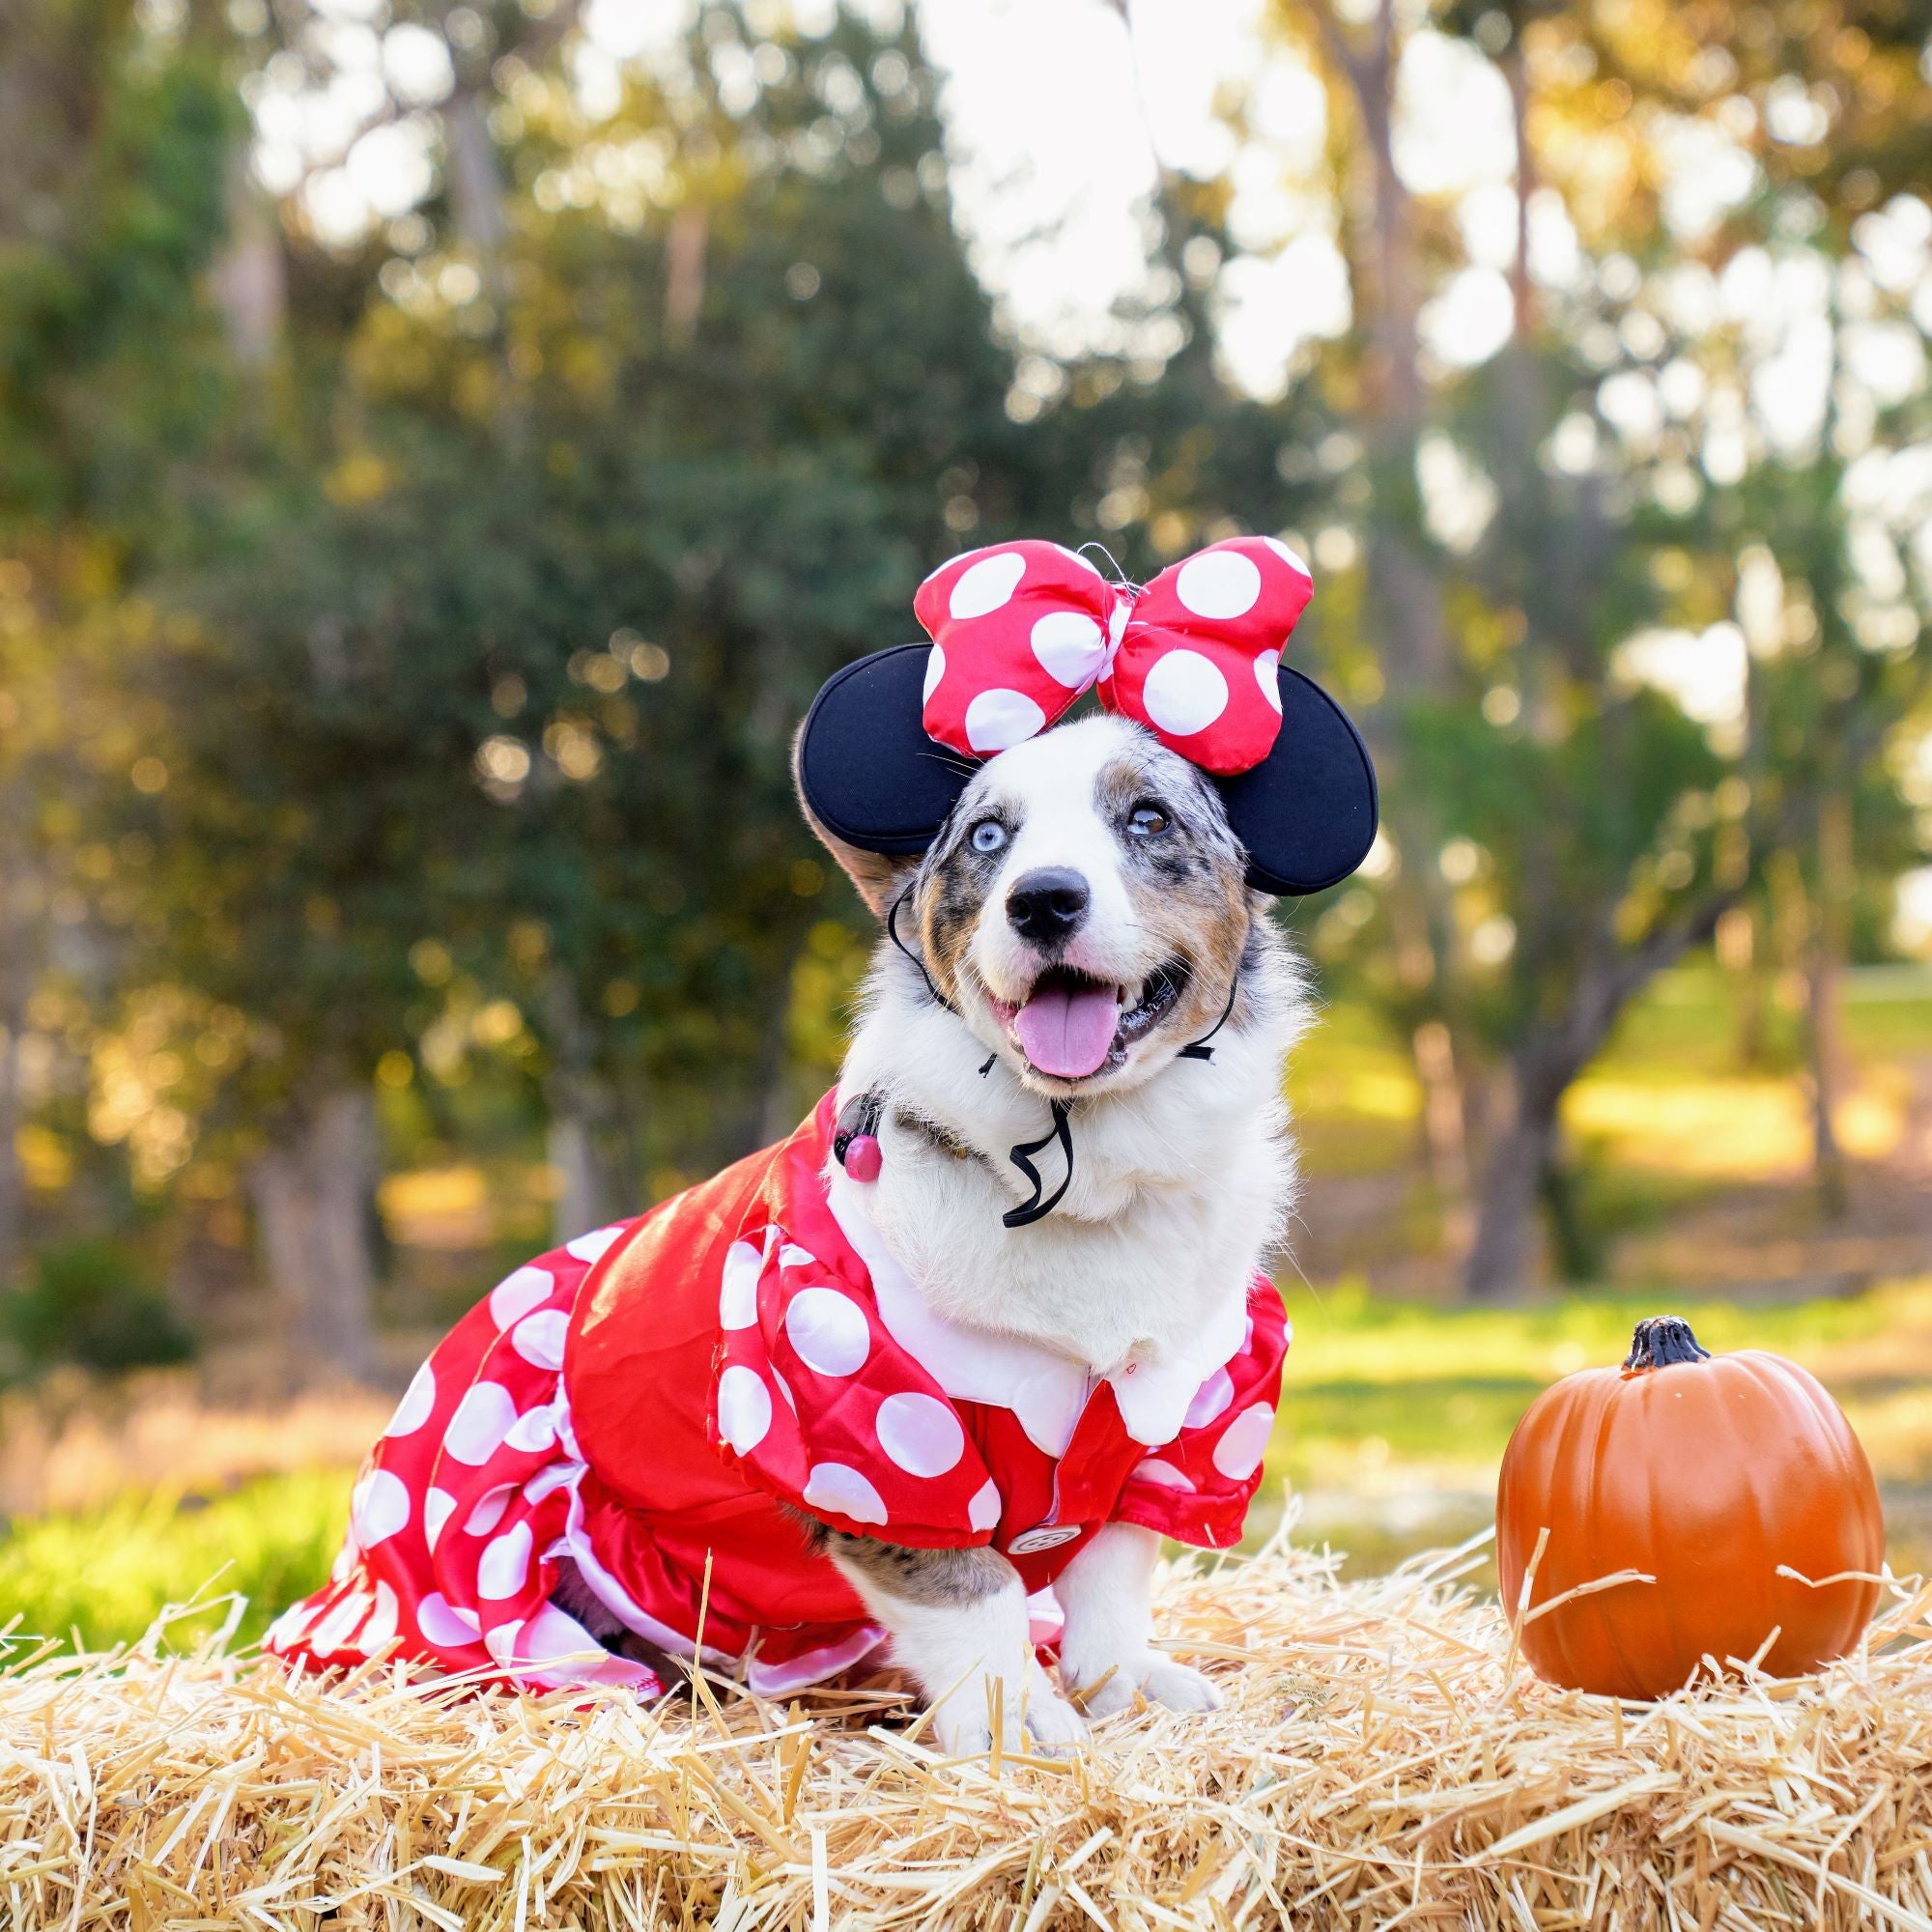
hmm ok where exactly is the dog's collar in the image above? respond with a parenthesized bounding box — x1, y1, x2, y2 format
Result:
(876, 888, 1241, 1229)
(825, 1170, 1249, 1455)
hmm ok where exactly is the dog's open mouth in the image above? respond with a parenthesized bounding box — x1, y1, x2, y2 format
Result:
(985, 961, 1190, 1080)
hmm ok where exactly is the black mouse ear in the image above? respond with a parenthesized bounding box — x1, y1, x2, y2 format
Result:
(1217, 665, 1378, 896)
(796, 643, 972, 856)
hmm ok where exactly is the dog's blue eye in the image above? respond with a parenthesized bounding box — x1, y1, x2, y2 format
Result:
(1128, 805, 1170, 837)
(970, 819, 1008, 855)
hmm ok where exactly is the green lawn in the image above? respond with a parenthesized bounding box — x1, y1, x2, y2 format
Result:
(5, 963, 1927, 1653)
(7, 1276, 1929, 1654)
(0, 1468, 348, 1657)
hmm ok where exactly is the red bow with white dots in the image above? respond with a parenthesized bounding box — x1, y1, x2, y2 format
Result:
(913, 537, 1314, 777)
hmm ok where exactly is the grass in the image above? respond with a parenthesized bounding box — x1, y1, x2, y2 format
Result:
(5, 963, 1927, 1652)
(0, 1468, 347, 1654)
(1272, 1272, 1932, 1491)
(7, 1277, 1930, 1654)
(1286, 960, 1932, 1181)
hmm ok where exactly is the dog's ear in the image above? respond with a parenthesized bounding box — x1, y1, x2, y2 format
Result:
(1215, 665, 1378, 895)
(793, 643, 972, 918)
(792, 724, 922, 918)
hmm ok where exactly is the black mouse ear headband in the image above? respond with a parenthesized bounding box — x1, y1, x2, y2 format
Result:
(797, 537, 1378, 896)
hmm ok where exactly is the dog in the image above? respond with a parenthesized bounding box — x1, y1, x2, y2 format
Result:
(269, 536, 1374, 1756)
(769, 712, 1307, 1747)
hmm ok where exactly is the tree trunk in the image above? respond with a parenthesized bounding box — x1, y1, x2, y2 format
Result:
(1462, 1071, 1560, 1301)
(250, 1086, 379, 1382)
(0, 986, 23, 1291)
(1809, 794, 1853, 1218)
(546, 1093, 629, 1244)
(210, 152, 285, 369)
(0, 777, 34, 1290)
(539, 972, 632, 1243)
(1410, 1018, 1473, 1252)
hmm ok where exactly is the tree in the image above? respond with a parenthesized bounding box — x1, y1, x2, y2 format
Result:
(0, 0, 241, 1286)
(1259, 0, 1932, 1293)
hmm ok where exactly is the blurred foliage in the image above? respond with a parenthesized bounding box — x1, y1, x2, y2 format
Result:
(0, 0, 1929, 1337)
(4, 1239, 194, 1374)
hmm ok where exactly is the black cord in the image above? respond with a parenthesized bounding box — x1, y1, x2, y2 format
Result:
(1002, 1100, 1074, 1229)
(887, 888, 955, 1014)
(1178, 975, 1239, 1062)
(886, 884, 1236, 1226)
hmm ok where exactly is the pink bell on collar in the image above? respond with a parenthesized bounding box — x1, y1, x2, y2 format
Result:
(834, 1092, 884, 1183)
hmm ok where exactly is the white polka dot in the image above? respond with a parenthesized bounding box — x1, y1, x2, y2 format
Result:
(1131, 1458, 1194, 1492)
(351, 1467, 412, 1547)
(1031, 610, 1106, 688)
(357, 1580, 400, 1657)
(771, 1365, 797, 1413)
(803, 1462, 889, 1526)
(384, 1359, 437, 1437)
(485, 1620, 526, 1667)
(785, 1287, 871, 1377)
(465, 1484, 516, 1537)
(719, 1240, 763, 1330)
(424, 1489, 457, 1551)
(443, 1380, 519, 1464)
(964, 687, 1046, 753)
(1176, 549, 1263, 619)
(779, 1242, 816, 1269)
(949, 550, 1027, 619)
(269, 1599, 320, 1649)
(875, 1391, 965, 1477)
(416, 1592, 482, 1649)
(969, 1477, 1003, 1532)
(1184, 1367, 1235, 1431)
(1264, 537, 1311, 577)
(923, 643, 946, 702)
(311, 1589, 371, 1658)
(504, 1404, 558, 1455)
(566, 1224, 623, 1264)
(518, 1603, 601, 1672)
(490, 1265, 553, 1329)
(718, 1365, 774, 1454)
(1255, 649, 1283, 714)
(1141, 649, 1229, 737)
(1211, 1403, 1275, 1481)
(512, 1308, 568, 1371)
(478, 1520, 534, 1600)
(329, 1530, 359, 1583)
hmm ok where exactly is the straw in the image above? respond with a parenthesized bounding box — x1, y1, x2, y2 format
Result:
(5, 1536, 1932, 1928)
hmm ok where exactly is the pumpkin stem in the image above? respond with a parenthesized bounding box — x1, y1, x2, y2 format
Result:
(1624, 1315, 1712, 1372)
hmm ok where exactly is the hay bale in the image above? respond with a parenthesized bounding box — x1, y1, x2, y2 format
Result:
(5, 1526, 1932, 1929)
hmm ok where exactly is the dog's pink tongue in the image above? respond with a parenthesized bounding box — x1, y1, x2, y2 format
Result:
(1014, 982, 1120, 1078)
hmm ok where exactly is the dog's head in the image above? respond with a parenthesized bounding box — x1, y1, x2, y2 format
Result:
(804, 715, 1255, 1095)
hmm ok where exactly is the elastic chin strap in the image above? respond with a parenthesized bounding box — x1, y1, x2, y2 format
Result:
(887, 887, 1236, 1231)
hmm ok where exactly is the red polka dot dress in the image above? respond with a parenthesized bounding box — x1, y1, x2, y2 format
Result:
(269, 1094, 1290, 1695)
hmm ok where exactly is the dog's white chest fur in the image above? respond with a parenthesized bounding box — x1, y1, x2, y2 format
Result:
(834, 941, 1303, 1378)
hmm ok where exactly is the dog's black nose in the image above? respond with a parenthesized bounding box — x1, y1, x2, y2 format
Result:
(1007, 867, 1091, 945)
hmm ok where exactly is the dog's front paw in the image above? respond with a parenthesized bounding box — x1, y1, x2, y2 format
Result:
(1019, 1666, 1090, 1752)
(928, 1666, 1087, 1758)
(1066, 1648, 1223, 1721)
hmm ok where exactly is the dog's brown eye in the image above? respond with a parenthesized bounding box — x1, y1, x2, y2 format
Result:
(1128, 804, 1169, 838)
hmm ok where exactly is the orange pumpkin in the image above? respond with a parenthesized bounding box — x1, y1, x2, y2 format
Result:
(1497, 1315, 1883, 1699)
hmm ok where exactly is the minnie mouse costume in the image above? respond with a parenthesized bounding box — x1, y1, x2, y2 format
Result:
(268, 536, 1374, 1693)
(269, 1094, 1290, 1692)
